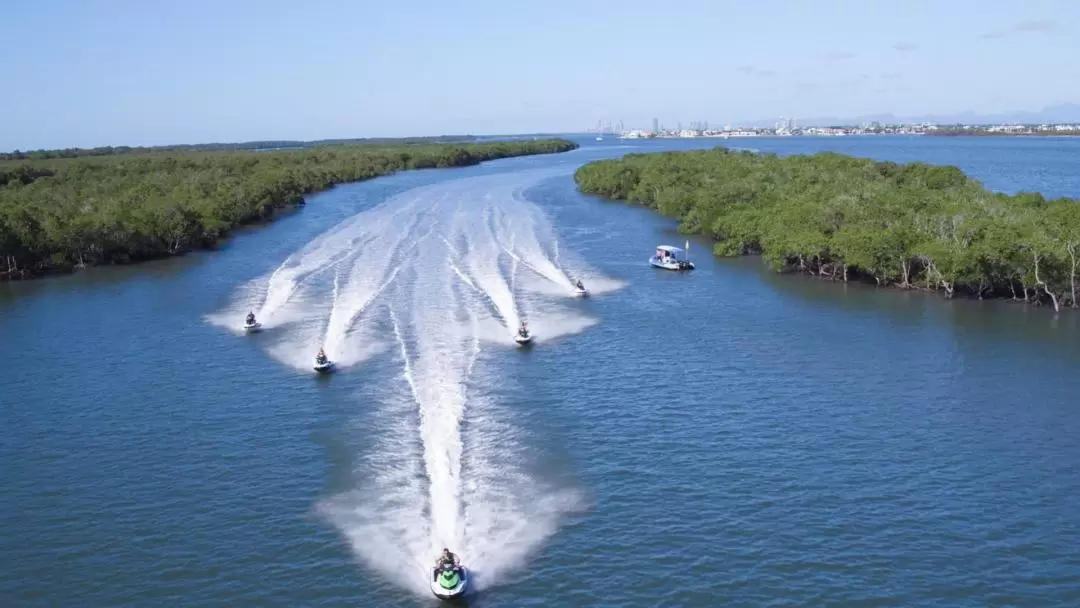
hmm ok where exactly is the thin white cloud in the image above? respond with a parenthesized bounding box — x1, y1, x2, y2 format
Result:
(980, 19, 1060, 39)
(821, 50, 855, 61)
(1013, 19, 1058, 33)
(737, 65, 777, 78)
(892, 42, 918, 52)
(836, 75, 869, 88)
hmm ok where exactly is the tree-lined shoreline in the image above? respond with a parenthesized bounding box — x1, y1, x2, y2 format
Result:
(0, 135, 480, 161)
(0, 138, 578, 280)
(574, 147, 1080, 312)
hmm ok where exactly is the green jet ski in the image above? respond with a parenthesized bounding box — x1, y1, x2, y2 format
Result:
(430, 562, 468, 600)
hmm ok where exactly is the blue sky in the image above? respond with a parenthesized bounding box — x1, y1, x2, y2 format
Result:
(3, 0, 1079, 150)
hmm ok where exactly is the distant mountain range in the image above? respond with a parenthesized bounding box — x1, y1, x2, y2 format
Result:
(740, 103, 1080, 127)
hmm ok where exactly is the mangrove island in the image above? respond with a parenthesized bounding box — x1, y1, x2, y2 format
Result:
(0, 138, 578, 280)
(574, 147, 1080, 312)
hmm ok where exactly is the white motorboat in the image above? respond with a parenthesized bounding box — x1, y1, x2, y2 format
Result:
(649, 243, 695, 271)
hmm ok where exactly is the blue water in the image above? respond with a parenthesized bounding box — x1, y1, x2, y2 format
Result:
(3, 136, 1080, 607)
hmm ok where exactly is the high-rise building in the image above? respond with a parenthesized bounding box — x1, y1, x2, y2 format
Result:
(652, 117, 659, 133)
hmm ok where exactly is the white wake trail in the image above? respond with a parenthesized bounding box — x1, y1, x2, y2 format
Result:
(321, 202, 435, 365)
(441, 234, 481, 294)
(258, 233, 361, 326)
(458, 386, 587, 588)
(319, 304, 431, 593)
(408, 231, 472, 557)
(259, 193, 427, 326)
(492, 190, 577, 294)
(460, 202, 522, 338)
(399, 190, 587, 589)
(246, 169, 614, 595)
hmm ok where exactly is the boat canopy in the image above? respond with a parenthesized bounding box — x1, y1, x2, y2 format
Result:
(656, 245, 684, 253)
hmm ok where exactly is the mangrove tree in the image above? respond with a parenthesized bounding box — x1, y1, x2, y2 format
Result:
(574, 147, 1080, 312)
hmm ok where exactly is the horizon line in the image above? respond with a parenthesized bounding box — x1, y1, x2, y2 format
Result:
(7, 120, 1080, 156)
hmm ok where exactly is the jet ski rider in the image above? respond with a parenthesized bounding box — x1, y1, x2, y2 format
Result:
(436, 548, 460, 571)
(575, 279, 584, 290)
(246, 311, 256, 323)
(518, 321, 528, 337)
(316, 348, 327, 362)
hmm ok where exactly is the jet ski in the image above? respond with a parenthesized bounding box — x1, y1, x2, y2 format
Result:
(313, 350, 334, 373)
(514, 324, 533, 346)
(430, 564, 469, 600)
(243, 318, 261, 332)
(573, 281, 588, 297)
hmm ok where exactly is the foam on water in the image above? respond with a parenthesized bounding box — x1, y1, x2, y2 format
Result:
(317, 315, 432, 592)
(220, 168, 615, 593)
(458, 385, 589, 588)
(462, 202, 523, 338)
(493, 190, 576, 292)
(259, 192, 426, 325)
(203, 276, 269, 334)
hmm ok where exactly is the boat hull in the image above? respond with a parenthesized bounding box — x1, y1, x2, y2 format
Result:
(313, 361, 334, 373)
(243, 322, 262, 332)
(649, 257, 695, 271)
(574, 288, 588, 297)
(430, 567, 469, 600)
(514, 334, 533, 345)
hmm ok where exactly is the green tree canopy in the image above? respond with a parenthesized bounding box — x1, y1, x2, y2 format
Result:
(575, 146, 1080, 311)
(0, 138, 578, 279)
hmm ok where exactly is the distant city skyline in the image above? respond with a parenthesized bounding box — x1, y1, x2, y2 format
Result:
(588, 102, 1080, 134)
(3, 0, 1080, 151)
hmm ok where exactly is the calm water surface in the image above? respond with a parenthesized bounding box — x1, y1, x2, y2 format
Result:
(3, 136, 1080, 607)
